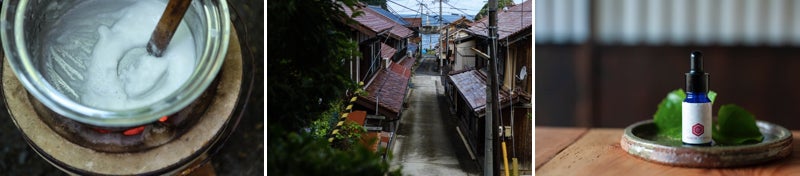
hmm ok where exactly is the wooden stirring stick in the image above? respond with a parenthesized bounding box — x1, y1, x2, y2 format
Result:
(146, 0, 193, 57)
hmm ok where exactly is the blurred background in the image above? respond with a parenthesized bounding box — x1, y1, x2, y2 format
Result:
(535, 0, 800, 129)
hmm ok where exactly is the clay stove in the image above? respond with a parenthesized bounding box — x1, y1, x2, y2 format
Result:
(1, 29, 253, 175)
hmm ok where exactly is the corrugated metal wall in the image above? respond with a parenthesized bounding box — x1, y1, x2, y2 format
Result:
(535, 0, 800, 46)
(535, 0, 589, 44)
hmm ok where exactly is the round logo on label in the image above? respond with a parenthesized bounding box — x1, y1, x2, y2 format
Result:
(692, 123, 704, 136)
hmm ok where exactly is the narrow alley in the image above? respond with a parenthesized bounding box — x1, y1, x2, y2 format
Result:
(390, 55, 480, 175)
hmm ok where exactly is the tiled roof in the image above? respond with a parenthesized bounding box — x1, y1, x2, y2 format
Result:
(380, 43, 396, 59)
(357, 69, 409, 119)
(343, 4, 413, 39)
(397, 56, 415, 69)
(467, 0, 531, 40)
(388, 63, 409, 78)
(445, 17, 472, 29)
(388, 56, 415, 78)
(343, 5, 391, 35)
(368, 6, 410, 26)
(452, 29, 474, 41)
(403, 18, 422, 28)
(448, 69, 517, 115)
(361, 132, 380, 151)
(360, 131, 393, 152)
(347, 110, 368, 125)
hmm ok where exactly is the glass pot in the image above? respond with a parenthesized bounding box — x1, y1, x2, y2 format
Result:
(0, 0, 230, 127)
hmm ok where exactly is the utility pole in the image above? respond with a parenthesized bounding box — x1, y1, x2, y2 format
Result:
(438, 0, 443, 75)
(484, 0, 500, 175)
(443, 27, 448, 75)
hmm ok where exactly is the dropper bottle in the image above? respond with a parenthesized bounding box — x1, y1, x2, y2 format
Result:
(682, 51, 712, 146)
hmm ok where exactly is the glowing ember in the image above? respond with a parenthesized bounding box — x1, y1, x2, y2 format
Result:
(123, 126, 146, 136)
(90, 116, 169, 135)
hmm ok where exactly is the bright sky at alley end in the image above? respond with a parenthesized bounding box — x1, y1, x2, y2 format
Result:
(386, 0, 495, 17)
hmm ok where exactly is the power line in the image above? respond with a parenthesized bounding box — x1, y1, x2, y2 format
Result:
(468, 24, 519, 34)
(447, 6, 469, 10)
(416, 0, 436, 15)
(446, 7, 473, 11)
(468, 0, 529, 36)
(387, 5, 398, 14)
(388, 0, 424, 14)
(443, 1, 472, 17)
(413, 0, 444, 25)
(388, 0, 432, 15)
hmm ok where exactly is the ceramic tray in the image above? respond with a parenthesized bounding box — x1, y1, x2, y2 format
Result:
(620, 120, 793, 168)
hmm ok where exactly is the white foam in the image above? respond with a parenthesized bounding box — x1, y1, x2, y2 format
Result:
(46, 0, 196, 112)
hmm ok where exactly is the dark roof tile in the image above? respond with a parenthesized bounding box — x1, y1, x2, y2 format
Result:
(467, 0, 531, 40)
(388, 56, 414, 78)
(403, 18, 422, 28)
(380, 43, 397, 59)
(357, 69, 409, 119)
(368, 6, 410, 26)
(448, 69, 517, 115)
(343, 4, 414, 39)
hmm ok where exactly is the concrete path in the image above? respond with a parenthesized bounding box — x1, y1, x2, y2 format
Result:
(390, 56, 480, 175)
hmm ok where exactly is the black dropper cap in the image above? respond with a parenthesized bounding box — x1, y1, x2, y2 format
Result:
(686, 51, 709, 93)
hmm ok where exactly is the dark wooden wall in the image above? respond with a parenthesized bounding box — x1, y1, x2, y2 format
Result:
(536, 45, 582, 126)
(537, 45, 800, 130)
(500, 107, 532, 170)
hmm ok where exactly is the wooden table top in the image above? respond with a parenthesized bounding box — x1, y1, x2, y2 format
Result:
(536, 127, 800, 175)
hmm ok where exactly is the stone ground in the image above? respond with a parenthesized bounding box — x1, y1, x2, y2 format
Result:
(0, 1, 264, 175)
(390, 55, 481, 175)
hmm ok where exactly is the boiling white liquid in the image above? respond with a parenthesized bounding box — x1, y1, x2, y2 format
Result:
(43, 0, 196, 111)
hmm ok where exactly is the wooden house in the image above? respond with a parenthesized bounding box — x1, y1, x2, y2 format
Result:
(449, 0, 532, 174)
(336, 3, 417, 159)
(340, 3, 414, 83)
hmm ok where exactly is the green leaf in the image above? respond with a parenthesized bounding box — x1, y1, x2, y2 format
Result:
(653, 89, 762, 145)
(653, 89, 716, 140)
(713, 104, 764, 145)
(268, 125, 399, 175)
(653, 89, 685, 140)
(708, 91, 717, 103)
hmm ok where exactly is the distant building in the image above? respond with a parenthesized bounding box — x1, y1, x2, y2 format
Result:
(437, 17, 476, 74)
(402, 17, 422, 29)
(402, 14, 475, 34)
(448, 29, 480, 72)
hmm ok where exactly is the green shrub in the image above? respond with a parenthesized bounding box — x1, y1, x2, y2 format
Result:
(268, 126, 401, 176)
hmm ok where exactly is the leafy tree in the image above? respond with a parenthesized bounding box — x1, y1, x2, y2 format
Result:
(473, 0, 515, 21)
(309, 100, 343, 140)
(268, 0, 359, 132)
(268, 127, 400, 176)
(360, 0, 388, 9)
(267, 0, 399, 175)
(331, 121, 367, 150)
